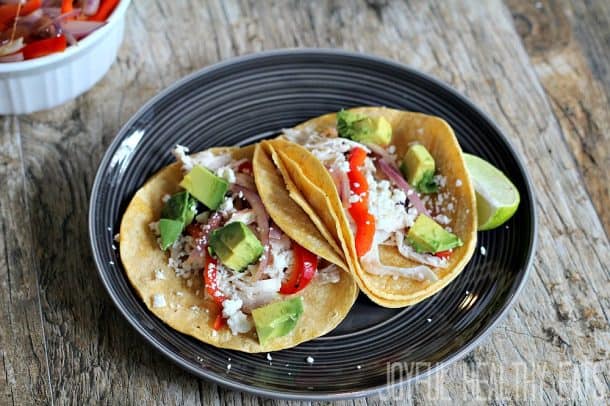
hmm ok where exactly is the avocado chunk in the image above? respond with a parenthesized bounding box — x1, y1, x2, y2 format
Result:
(337, 110, 393, 146)
(159, 218, 184, 250)
(161, 191, 197, 225)
(208, 221, 264, 272)
(179, 165, 228, 210)
(400, 144, 438, 193)
(406, 214, 462, 254)
(252, 297, 304, 345)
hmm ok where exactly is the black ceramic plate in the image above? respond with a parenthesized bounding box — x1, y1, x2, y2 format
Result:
(89, 49, 536, 400)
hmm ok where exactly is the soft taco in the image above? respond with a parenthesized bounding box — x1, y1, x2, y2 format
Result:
(119, 144, 358, 352)
(266, 107, 477, 307)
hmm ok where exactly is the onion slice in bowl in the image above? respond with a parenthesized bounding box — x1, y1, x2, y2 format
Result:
(61, 20, 106, 39)
(83, 0, 101, 16)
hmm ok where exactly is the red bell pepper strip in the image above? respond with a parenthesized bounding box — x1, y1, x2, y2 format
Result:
(280, 243, 318, 294)
(203, 252, 228, 330)
(88, 0, 120, 21)
(347, 147, 376, 256)
(203, 253, 226, 305)
(22, 35, 67, 60)
(434, 250, 452, 259)
(0, 0, 41, 28)
(213, 311, 226, 331)
(61, 0, 73, 15)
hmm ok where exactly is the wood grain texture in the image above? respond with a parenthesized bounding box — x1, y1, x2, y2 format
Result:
(2, 0, 608, 404)
(0, 117, 51, 405)
(506, 0, 610, 236)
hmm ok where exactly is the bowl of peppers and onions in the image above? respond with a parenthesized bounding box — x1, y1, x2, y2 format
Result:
(0, 0, 131, 114)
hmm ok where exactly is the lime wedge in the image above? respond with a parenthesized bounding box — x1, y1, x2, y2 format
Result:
(464, 153, 520, 231)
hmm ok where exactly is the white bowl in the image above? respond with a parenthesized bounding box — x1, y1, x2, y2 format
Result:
(0, 0, 131, 114)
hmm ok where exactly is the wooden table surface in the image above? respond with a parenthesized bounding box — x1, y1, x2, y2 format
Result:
(1, 0, 608, 404)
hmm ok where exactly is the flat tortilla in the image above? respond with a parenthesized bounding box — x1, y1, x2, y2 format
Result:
(267, 107, 477, 307)
(119, 146, 358, 352)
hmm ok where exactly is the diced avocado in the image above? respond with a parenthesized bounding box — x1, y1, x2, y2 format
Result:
(159, 219, 184, 250)
(406, 214, 462, 253)
(179, 165, 228, 210)
(252, 297, 304, 345)
(161, 191, 197, 225)
(400, 144, 438, 193)
(208, 221, 264, 272)
(336, 110, 393, 146)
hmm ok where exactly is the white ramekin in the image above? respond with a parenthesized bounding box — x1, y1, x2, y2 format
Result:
(0, 0, 131, 114)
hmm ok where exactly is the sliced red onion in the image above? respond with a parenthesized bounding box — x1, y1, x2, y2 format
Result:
(19, 8, 43, 24)
(230, 184, 270, 279)
(62, 25, 77, 45)
(83, 0, 100, 16)
(367, 143, 399, 169)
(36, 9, 81, 32)
(61, 20, 105, 39)
(41, 7, 61, 18)
(330, 167, 350, 209)
(0, 52, 24, 62)
(269, 224, 283, 240)
(234, 172, 255, 190)
(186, 212, 223, 266)
(230, 158, 249, 169)
(376, 157, 430, 217)
(360, 244, 438, 282)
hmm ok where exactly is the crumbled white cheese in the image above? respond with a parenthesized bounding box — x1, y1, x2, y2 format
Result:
(455, 179, 463, 187)
(217, 166, 236, 183)
(387, 145, 396, 154)
(435, 214, 451, 225)
(480, 246, 487, 256)
(218, 196, 235, 216)
(175, 291, 184, 297)
(172, 145, 193, 171)
(349, 193, 362, 203)
(222, 298, 253, 335)
(154, 270, 166, 280)
(306, 356, 314, 364)
(114, 233, 120, 242)
(266, 353, 273, 361)
(162, 194, 171, 203)
(189, 149, 232, 171)
(152, 294, 166, 308)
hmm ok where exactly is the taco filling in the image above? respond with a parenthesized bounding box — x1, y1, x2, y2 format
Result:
(275, 108, 476, 299)
(148, 146, 342, 340)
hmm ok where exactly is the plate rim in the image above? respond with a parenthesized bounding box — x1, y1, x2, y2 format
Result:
(88, 48, 538, 401)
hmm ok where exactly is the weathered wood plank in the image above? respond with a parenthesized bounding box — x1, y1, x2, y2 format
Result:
(0, 116, 52, 405)
(8, 0, 609, 404)
(507, 0, 610, 236)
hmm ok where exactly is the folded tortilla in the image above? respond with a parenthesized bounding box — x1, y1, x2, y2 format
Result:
(266, 107, 477, 307)
(119, 145, 358, 352)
